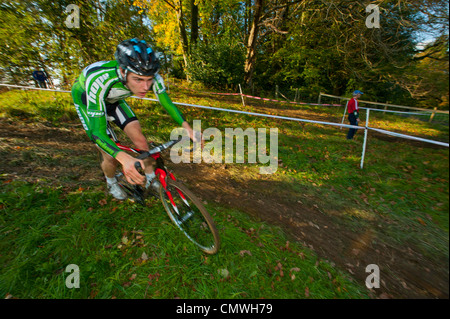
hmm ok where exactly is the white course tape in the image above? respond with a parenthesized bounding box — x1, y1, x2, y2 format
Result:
(0, 83, 71, 93)
(1, 84, 447, 148)
(368, 127, 449, 147)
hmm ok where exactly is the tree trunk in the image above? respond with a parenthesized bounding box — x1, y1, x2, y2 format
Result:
(244, 0, 263, 87)
(190, 0, 199, 45)
(175, 1, 190, 80)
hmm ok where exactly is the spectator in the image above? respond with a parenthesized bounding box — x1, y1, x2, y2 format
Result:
(32, 70, 48, 88)
(346, 90, 363, 140)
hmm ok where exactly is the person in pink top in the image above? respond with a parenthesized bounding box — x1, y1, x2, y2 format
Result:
(346, 90, 363, 140)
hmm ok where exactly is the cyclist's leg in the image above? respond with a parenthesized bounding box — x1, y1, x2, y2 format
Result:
(97, 146, 119, 178)
(123, 120, 154, 172)
(97, 146, 127, 200)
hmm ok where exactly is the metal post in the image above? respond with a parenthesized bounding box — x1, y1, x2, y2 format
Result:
(340, 100, 349, 130)
(239, 84, 246, 107)
(360, 109, 370, 169)
(429, 107, 437, 123)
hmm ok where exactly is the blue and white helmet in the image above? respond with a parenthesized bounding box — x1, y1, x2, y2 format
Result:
(115, 38, 160, 77)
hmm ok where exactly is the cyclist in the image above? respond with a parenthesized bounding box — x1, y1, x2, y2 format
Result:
(71, 38, 200, 200)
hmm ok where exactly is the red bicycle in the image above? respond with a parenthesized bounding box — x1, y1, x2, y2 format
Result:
(106, 122, 220, 255)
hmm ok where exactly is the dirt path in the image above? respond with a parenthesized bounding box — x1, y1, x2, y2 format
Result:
(1, 118, 448, 299)
(170, 163, 448, 299)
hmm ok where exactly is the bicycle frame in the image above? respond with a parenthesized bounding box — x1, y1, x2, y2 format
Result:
(105, 121, 220, 255)
(106, 122, 184, 206)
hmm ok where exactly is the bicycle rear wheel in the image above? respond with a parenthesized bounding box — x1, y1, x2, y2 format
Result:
(159, 180, 220, 254)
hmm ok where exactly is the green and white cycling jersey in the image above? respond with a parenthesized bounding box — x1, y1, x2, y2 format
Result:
(71, 60, 185, 158)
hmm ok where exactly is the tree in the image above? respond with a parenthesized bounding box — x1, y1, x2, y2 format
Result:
(397, 35, 449, 108)
(133, 0, 190, 75)
(0, 0, 152, 87)
(188, 39, 245, 89)
(243, 0, 264, 87)
(0, 1, 48, 85)
(250, 1, 426, 101)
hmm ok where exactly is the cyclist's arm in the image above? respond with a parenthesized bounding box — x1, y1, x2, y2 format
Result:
(153, 74, 186, 126)
(89, 115, 121, 158)
(152, 74, 203, 146)
(89, 113, 145, 184)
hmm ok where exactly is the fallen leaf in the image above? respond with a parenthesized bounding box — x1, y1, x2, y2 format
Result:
(417, 217, 426, 226)
(239, 250, 252, 257)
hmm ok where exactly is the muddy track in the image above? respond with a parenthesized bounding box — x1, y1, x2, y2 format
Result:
(170, 162, 449, 299)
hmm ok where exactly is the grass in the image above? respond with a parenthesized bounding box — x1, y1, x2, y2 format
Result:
(0, 86, 449, 299)
(0, 181, 366, 299)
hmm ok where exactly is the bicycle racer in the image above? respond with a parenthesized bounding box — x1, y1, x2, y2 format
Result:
(71, 38, 200, 200)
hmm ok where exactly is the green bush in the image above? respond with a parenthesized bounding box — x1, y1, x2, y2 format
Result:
(187, 41, 245, 90)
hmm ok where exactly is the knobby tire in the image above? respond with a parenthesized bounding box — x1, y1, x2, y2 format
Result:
(159, 180, 220, 255)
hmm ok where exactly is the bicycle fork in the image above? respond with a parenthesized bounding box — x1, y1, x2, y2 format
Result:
(155, 167, 193, 223)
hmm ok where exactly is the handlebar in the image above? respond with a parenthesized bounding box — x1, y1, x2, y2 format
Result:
(138, 137, 183, 159)
(134, 137, 183, 171)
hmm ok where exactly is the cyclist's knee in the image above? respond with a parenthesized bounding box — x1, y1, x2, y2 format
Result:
(98, 148, 118, 165)
(143, 156, 155, 168)
(103, 155, 118, 165)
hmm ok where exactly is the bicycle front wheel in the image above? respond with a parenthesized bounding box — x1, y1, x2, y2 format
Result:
(159, 180, 220, 254)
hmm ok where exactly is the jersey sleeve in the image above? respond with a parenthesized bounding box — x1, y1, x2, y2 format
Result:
(85, 73, 122, 158)
(153, 74, 186, 126)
